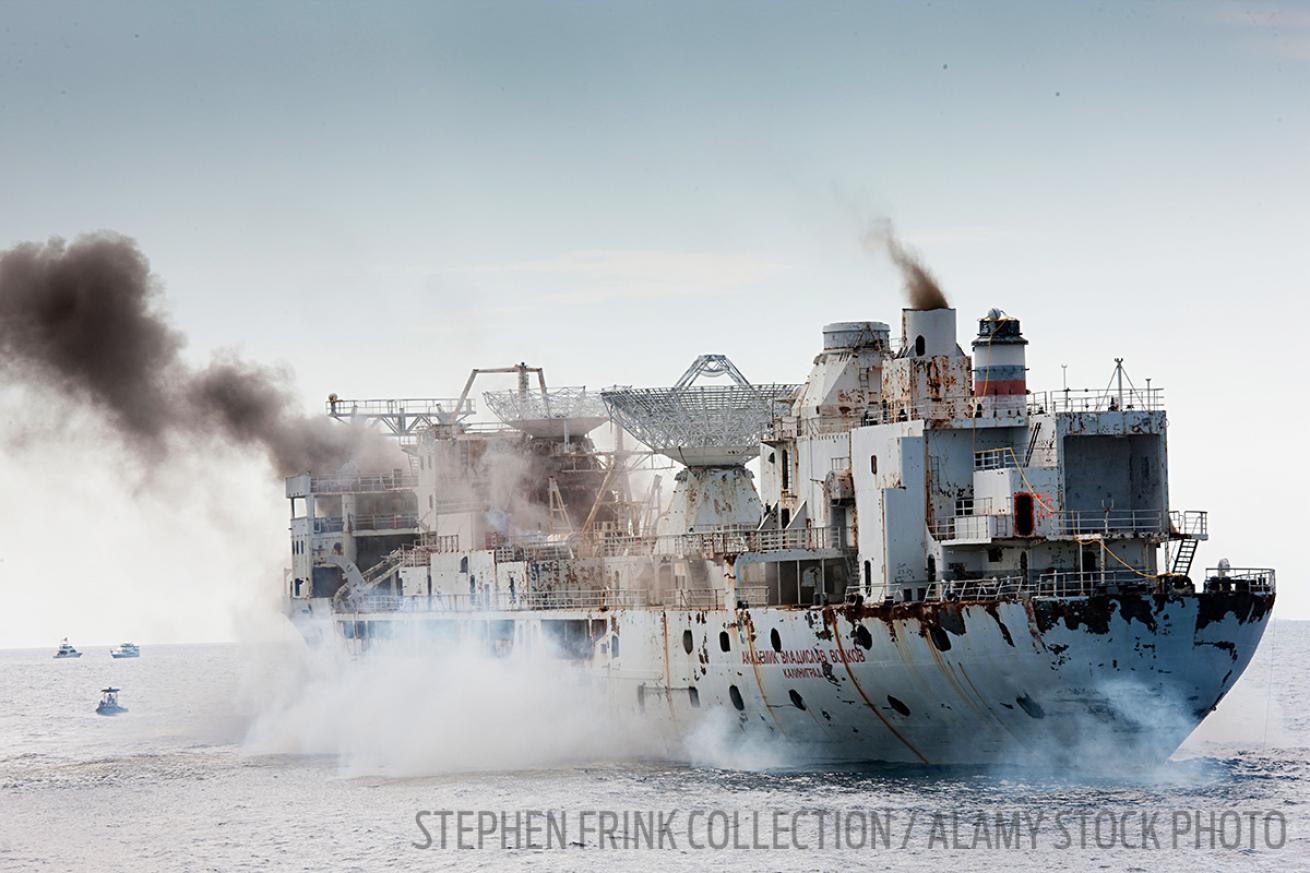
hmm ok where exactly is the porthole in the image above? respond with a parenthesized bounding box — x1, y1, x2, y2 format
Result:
(770, 628, 782, 652)
(682, 629, 694, 654)
(719, 631, 731, 652)
(853, 624, 872, 650)
(887, 695, 911, 716)
(688, 687, 700, 708)
(928, 625, 951, 652)
(788, 689, 806, 710)
(729, 684, 745, 711)
(1016, 694, 1046, 719)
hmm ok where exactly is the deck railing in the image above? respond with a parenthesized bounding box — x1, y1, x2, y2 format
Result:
(1202, 567, 1276, 592)
(312, 513, 419, 534)
(1027, 388, 1165, 414)
(1170, 510, 1209, 538)
(845, 566, 1252, 604)
(930, 514, 1013, 541)
(339, 587, 718, 614)
(308, 472, 417, 494)
(1053, 509, 1165, 536)
(929, 509, 1203, 542)
(351, 512, 420, 532)
(312, 517, 345, 534)
(588, 525, 841, 559)
(325, 397, 472, 418)
(333, 564, 1276, 615)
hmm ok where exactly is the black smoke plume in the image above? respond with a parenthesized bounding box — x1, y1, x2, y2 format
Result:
(863, 221, 949, 310)
(0, 233, 397, 474)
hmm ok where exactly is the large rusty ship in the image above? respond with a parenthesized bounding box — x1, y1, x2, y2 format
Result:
(282, 304, 1274, 766)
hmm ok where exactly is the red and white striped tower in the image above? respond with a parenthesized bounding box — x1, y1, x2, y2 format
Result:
(971, 308, 1028, 417)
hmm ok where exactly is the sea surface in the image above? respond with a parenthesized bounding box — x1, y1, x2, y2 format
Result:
(1, 621, 1307, 872)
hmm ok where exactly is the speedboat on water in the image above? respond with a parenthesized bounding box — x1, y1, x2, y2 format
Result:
(53, 638, 81, 659)
(110, 642, 140, 659)
(96, 687, 127, 716)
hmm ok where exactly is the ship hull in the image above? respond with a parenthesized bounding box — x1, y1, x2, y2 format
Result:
(627, 589, 1273, 767)
(313, 586, 1273, 768)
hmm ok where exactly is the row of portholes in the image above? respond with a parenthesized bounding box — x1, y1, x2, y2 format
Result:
(683, 628, 808, 655)
(673, 627, 1038, 722)
(690, 622, 926, 659)
(725, 684, 813, 714)
(651, 682, 1037, 723)
(681, 629, 737, 654)
(650, 681, 916, 720)
(678, 627, 915, 720)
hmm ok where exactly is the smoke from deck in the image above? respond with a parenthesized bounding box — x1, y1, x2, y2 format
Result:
(863, 221, 949, 310)
(0, 233, 396, 474)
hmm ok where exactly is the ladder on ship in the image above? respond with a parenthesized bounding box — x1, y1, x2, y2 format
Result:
(1171, 537, 1199, 577)
(1023, 422, 1042, 467)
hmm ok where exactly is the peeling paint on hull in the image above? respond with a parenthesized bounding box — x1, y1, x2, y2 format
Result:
(329, 588, 1273, 768)
(631, 591, 1273, 766)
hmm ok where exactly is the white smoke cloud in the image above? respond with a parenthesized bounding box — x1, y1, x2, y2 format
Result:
(237, 623, 815, 777)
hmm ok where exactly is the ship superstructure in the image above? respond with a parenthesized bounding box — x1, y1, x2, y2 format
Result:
(282, 306, 1275, 767)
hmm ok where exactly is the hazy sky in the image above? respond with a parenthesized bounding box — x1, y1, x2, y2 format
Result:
(1, 1, 1307, 645)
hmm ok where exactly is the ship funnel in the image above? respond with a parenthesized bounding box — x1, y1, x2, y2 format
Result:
(901, 307, 958, 358)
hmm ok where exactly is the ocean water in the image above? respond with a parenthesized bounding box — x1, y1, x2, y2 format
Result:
(1, 621, 1306, 872)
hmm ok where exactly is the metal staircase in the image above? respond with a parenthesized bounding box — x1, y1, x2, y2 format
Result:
(328, 545, 414, 606)
(1167, 510, 1208, 577)
(1171, 537, 1199, 577)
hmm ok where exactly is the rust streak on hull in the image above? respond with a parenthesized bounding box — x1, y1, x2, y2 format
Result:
(739, 610, 784, 729)
(823, 609, 930, 764)
(659, 612, 679, 728)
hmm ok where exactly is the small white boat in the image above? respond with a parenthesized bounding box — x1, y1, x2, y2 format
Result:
(110, 643, 140, 659)
(53, 638, 82, 659)
(96, 687, 127, 716)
